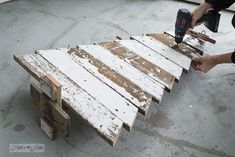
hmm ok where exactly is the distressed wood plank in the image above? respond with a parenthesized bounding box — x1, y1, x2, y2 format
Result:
(131, 35, 192, 71)
(79, 45, 165, 103)
(64, 48, 152, 115)
(117, 39, 183, 80)
(147, 33, 202, 58)
(98, 41, 175, 91)
(14, 54, 123, 146)
(36, 50, 138, 130)
(40, 117, 57, 140)
(164, 31, 205, 54)
(40, 74, 62, 106)
(187, 29, 216, 44)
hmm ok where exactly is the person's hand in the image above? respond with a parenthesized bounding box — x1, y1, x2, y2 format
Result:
(192, 55, 217, 73)
(191, 9, 204, 28)
(191, 2, 212, 28)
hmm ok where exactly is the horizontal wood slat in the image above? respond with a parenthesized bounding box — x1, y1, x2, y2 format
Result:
(66, 48, 152, 115)
(131, 35, 192, 71)
(99, 41, 175, 91)
(79, 45, 165, 103)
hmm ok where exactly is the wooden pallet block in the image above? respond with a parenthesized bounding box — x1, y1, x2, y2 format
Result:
(78, 45, 165, 103)
(131, 35, 192, 71)
(14, 54, 123, 146)
(36, 50, 138, 131)
(147, 33, 202, 58)
(116, 39, 183, 81)
(30, 81, 70, 137)
(98, 41, 175, 92)
(65, 48, 152, 115)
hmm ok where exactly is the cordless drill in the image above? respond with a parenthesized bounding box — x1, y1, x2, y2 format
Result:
(175, 8, 221, 44)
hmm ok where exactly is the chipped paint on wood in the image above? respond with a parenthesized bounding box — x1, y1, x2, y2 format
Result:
(66, 48, 152, 115)
(79, 45, 165, 103)
(164, 31, 204, 54)
(131, 35, 192, 71)
(99, 41, 175, 91)
(117, 39, 183, 80)
(14, 54, 123, 146)
(147, 33, 201, 58)
(36, 50, 138, 130)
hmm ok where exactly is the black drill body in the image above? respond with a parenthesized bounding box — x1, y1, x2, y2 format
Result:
(175, 8, 221, 44)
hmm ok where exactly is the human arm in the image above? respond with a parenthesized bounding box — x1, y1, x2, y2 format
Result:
(191, 2, 213, 28)
(191, 0, 235, 28)
(192, 51, 235, 73)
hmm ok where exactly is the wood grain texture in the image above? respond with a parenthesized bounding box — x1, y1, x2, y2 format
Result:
(117, 39, 183, 80)
(65, 48, 152, 115)
(14, 54, 123, 146)
(99, 41, 175, 91)
(164, 31, 205, 54)
(79, 45, 165, 103)
(147, 33, 201, 58)
(36, 49, 138, 130)
(131, 35, 192, 71)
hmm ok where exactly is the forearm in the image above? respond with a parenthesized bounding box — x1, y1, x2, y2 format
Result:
(195, 2, 213, 13)
(213, 52, 235, 64)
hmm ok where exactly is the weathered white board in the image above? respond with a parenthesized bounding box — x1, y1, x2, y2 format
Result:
(0, 0, 12, 3)
(99, 42, 175, 91)
(36, 50, 138, 130)
(164, 31, 204, 53)
(59, 48, 151, 115)
(79, 45, 165, 102)
(131, 35, 192, 71)
(117, 40, 183, 80)
(14, 54, 123, 146)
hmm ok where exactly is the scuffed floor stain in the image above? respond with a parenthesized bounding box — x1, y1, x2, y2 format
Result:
(146, 110, 174, 129)
(215, 105, 227, 114)
(2, 121, 12, 128)
(133, 125, 235, 157)
(13, 124, 25, 132)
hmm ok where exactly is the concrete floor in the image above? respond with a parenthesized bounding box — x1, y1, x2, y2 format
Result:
(0, 0, 235, 157)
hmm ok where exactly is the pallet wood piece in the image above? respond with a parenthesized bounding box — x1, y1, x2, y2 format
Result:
(14, 54, 123, 146)
(98, 41, 175, 91)
(36, 49, 138, 131)
(147, 33, 202, 58)
(40, 74, 62, 107)
(48, 101, 70, 136)
(31, 82, 70, 136)
(131, 35, 192, 71)
(65, 48, 152, 115)
(79, 45, 165, 103)
(164, 31, 205, 54)
(186, 29, 216, 44)
(30, 83, 48, 113)
(40, 117, 57, 140)
(117, 39, 183, 81)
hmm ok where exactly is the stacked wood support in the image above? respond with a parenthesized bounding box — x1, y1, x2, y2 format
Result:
(13, 31, 215, 146)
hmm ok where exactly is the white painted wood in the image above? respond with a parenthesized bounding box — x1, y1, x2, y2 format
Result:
(131, 36, 192, 71)
(40, 117, 55, 140)
(15, 54, 123, 146)
(117, 40, 183, 80)
(165, 31, 204, 52)
(36, 50, 138, 130)
(57, 48, 148, 113)
(79, 45, 165, 102)
(0, 0, 12, 3)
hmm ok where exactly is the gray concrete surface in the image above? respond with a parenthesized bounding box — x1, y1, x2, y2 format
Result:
(0, 0, 235, 157)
